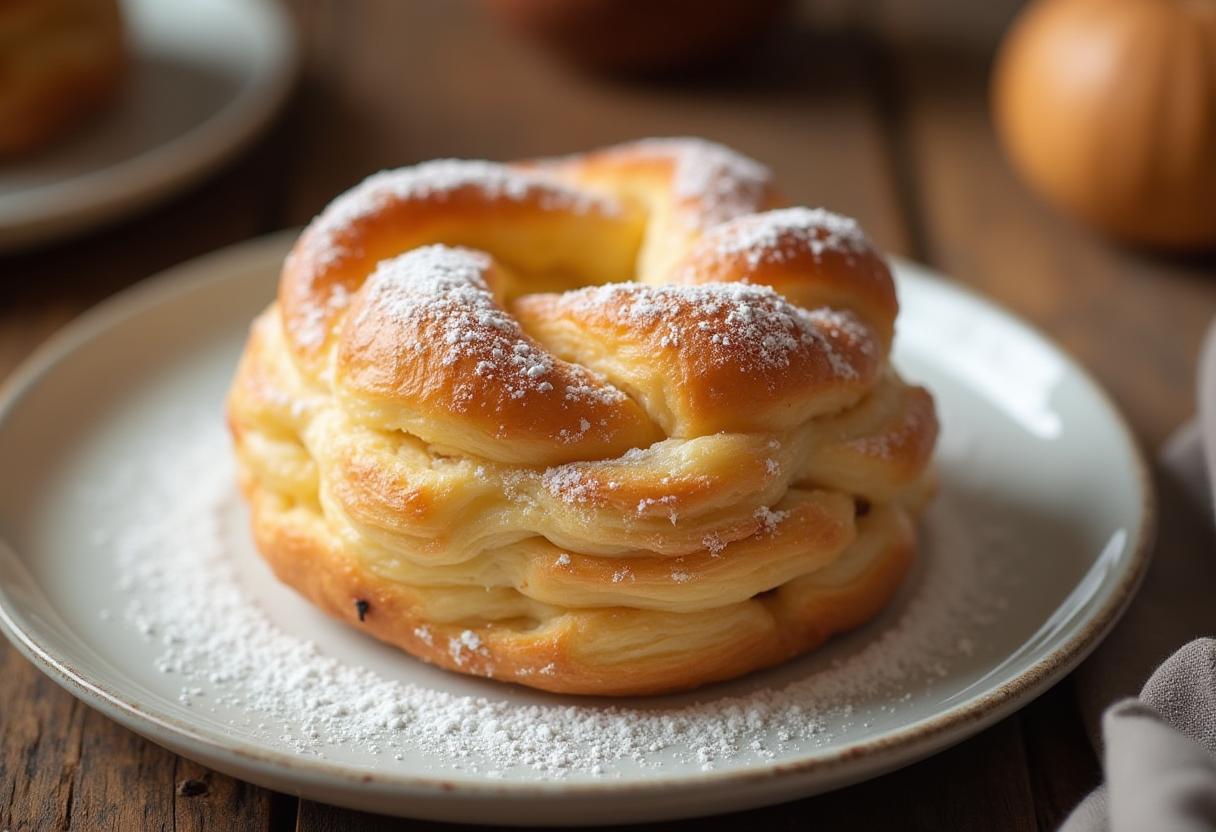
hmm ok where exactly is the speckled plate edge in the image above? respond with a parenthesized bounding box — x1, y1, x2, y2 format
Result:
(0, 233, 1156, 825)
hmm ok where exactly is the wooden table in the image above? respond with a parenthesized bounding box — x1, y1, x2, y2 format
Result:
(3, 2, 1214, 829)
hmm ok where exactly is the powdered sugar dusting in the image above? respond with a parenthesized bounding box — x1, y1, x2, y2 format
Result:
(709, 207, 870, 269)
(754, 505, 789, 534)
(449, 630, 487, 667)
(633, 138, 772, 229)
(298, 160, 617, 272)
(353, 245, 626, 409)
(357, 246, 539, 380)
(562, 281, 868, 377)
(541, 465, 598, 506)
(287, 161, 619, 348)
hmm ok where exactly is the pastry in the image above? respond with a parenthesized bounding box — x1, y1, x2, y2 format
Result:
(227, 138, 939, 696)
(0, 0, 125, 157)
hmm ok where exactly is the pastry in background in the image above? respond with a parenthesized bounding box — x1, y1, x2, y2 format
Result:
(0, 0, 126, 158)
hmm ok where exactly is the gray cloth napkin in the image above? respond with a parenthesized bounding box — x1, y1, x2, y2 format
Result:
(1061, 321, 1216, 831)
(1062, 641, 1216, 832)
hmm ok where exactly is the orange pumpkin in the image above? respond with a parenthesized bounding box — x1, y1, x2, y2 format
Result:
(992, 0, 1216, 248)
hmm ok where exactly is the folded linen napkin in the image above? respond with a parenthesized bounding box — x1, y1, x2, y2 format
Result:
(1061, 321, 1216, 831)
(1061, 640, 1216, 832)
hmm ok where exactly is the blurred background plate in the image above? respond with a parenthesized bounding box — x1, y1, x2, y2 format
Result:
(0, 0, 296, 252)
(0, 234, 1152, 825)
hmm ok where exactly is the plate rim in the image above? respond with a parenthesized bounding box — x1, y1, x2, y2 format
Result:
(0, 0, 298, 250)
(0, 234, 1156, 808)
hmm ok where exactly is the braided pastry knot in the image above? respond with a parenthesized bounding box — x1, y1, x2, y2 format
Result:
(227, 138, 938, 695)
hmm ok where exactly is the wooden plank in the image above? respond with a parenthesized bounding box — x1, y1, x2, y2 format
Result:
(1020, 679, 1101, 831)
(0, 81, 297, 832)
(799, 717, 1037, 832)
(297, 802, 395, 832)
(296, 794, 821, 831)
(64, 709, 176, 831)
(172, 758, 291, 832)
(52, 710, 287, 832)
(0, 650, 86, 831)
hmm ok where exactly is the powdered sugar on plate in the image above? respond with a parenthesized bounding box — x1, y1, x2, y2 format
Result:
(96, 422, 1006, 781)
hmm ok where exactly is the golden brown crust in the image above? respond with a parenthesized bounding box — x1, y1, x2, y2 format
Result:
(334, 247, 665, 465)
(229, 138, 939, 696)
(0, 0, 125, 157)
(672, 207, 900, 347)
(512, 284, 881, 436)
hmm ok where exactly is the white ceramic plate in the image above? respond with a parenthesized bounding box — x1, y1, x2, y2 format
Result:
(0, 234, 1153, 826)
(0, 0, 296, 251)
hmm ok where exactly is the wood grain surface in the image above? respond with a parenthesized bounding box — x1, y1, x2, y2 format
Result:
(2, 1, 1212, 830)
